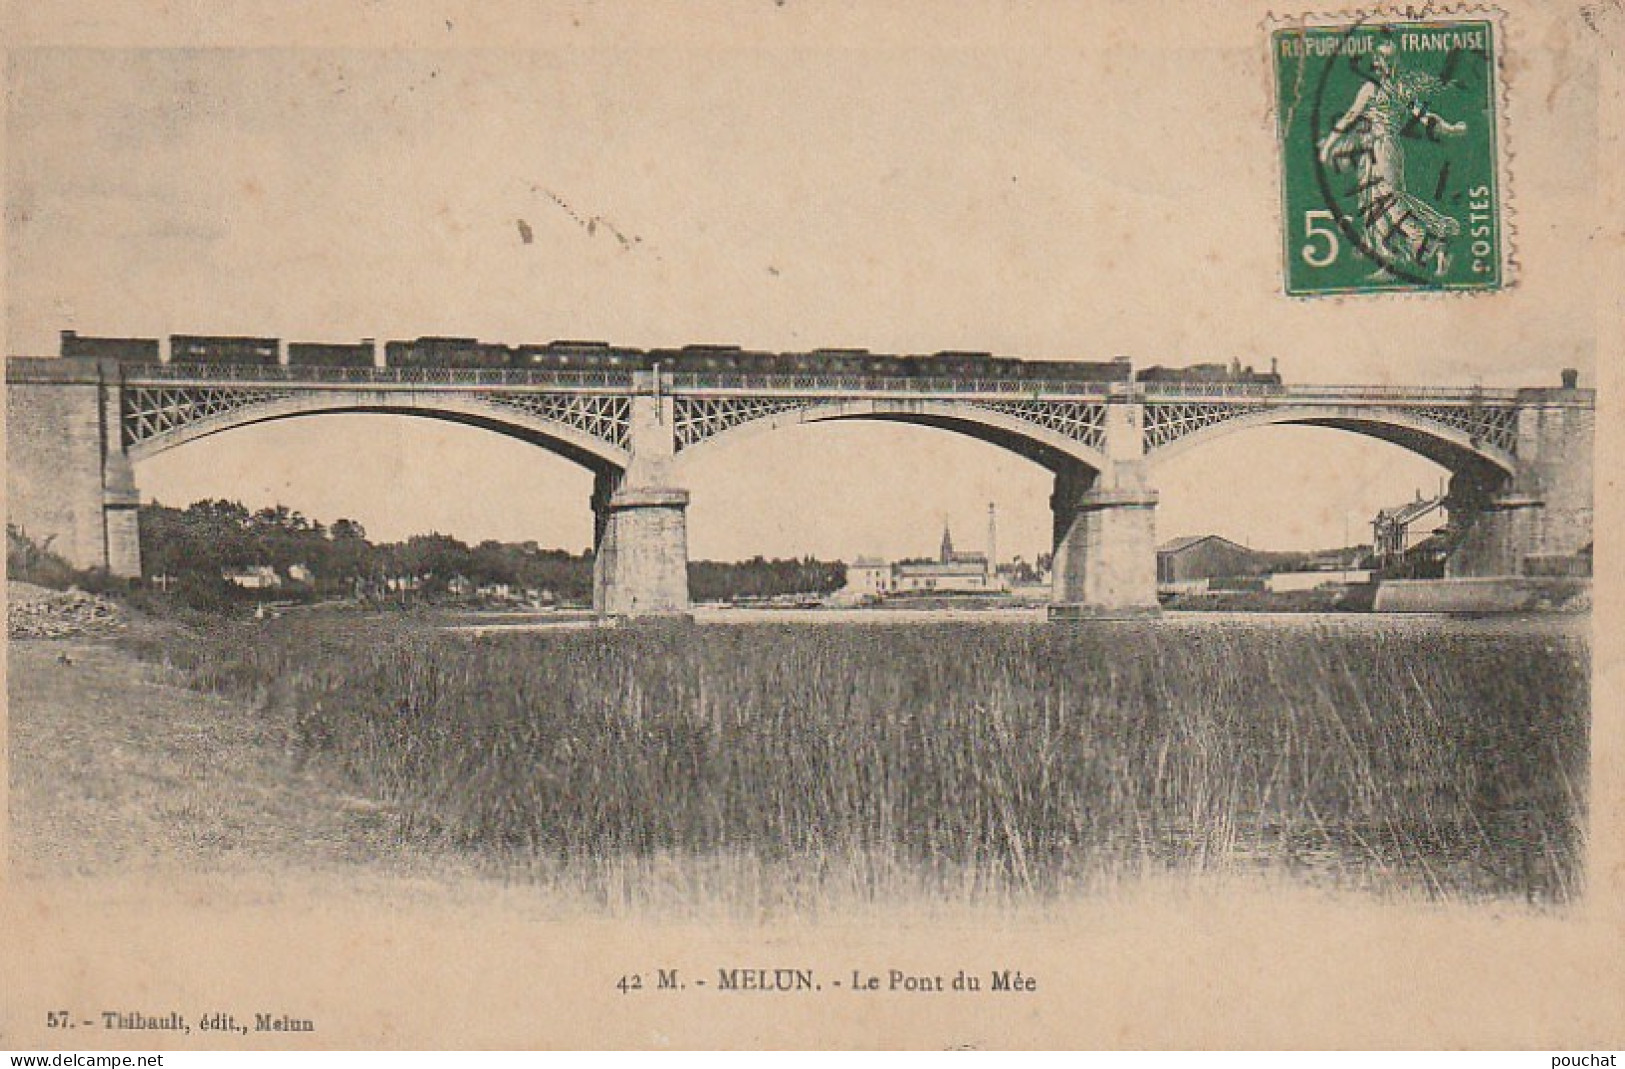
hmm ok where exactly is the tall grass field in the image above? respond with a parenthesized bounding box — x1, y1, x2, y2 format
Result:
(140, 616, 1588, 908)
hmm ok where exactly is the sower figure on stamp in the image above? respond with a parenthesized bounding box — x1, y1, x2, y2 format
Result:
(1317, 39, 1465, 278)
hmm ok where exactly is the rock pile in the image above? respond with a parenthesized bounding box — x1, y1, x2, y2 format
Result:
(8, 582, 123, 639)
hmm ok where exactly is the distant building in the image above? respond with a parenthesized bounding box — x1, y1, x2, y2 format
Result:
(1372, 491, 1446, 565)
(286, 563, 315, 585)
(937, 525, 987, 570)
(222, 565, 281, 590)
(1305, 549, 1367, 572)
(892, 557, 993, 593)
(845, 557, 893, 596)
(1156, 535, 1262, 587)
(842, 519, 1003, 597)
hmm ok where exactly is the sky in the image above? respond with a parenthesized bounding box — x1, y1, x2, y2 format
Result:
(4, 5, 1602, 562)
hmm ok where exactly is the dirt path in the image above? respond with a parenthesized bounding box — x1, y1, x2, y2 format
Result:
(7, 636, 461, 882)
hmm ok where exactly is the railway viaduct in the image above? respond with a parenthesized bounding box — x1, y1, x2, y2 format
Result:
(4, 355, 1594, 617)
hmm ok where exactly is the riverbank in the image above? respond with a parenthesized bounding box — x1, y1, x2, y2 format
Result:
(6, 633, 471, 884)
(2, 619, 1617, 1049)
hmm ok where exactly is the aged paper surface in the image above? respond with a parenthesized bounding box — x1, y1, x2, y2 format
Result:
(2, 0, 1622, 1050)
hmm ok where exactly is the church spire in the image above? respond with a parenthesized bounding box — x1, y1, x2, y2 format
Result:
(940, 523, 954, 564)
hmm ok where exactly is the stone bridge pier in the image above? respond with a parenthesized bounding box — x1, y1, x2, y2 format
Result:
(5, 359, 141, 577)
(591, 371, 691, 617)
(1444, 379, 1594, 577)
(1048, 395, 1159, 618)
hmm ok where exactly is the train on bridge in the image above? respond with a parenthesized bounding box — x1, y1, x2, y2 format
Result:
(58, 330, 1283, 385)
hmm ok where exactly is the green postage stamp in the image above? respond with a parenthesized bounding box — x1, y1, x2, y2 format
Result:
(1272, 15, 1505, 296)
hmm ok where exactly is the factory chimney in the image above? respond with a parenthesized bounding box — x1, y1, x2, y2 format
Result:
(987, 502, 998, 587)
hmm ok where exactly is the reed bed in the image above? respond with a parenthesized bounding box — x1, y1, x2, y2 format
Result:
(143, 616, 1588, 906)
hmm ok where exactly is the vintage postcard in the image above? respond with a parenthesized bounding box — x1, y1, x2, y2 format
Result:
(1, 0, 1621, 1052)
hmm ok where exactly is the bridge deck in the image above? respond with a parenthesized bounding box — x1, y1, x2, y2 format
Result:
(84, 362, 1534, 405)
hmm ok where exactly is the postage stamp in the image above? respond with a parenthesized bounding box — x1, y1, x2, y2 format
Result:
(1272, 14, 1505, 296)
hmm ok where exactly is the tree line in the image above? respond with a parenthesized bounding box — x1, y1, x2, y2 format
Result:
(134, 500, 845, 609)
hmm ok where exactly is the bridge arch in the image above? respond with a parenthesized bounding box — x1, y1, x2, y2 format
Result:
(1144, 403, 1518, 486)
(670, 396, 1113, 475)
(123, 390, 632, 475)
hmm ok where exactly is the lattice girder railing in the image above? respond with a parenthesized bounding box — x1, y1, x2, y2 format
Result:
(1143, 399, 1521, 456)
(968, 399, 1107, 452)
(483, 393, 632, 450)
(673, 396, 810, 450)
(1143, 401, 1256, 451)
(672, 394, 1108, 453)
(122, 384, 634, 453)
(123, 385, 298, 448)
(1406, 403, 1519, 457)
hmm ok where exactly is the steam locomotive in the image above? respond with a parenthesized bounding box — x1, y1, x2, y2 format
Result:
(58, 330, 1284, 386)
